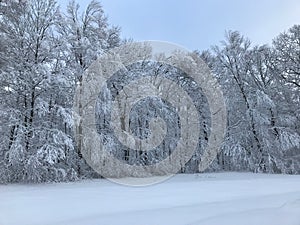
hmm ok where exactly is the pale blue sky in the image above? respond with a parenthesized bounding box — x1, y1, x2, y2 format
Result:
(58, 0, 300, 51)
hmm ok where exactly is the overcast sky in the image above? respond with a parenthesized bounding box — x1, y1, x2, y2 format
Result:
(58, 0, 300, 51)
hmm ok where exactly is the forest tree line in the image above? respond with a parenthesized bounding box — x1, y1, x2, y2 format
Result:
(0, 0, 299, 183)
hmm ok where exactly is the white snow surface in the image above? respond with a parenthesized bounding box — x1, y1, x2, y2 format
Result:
(0, 172, 300, 225)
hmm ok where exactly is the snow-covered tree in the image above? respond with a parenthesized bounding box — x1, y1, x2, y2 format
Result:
(0, 0, 120, 183)
(200, 29, 300, 174)
(57, 0, 120, 175)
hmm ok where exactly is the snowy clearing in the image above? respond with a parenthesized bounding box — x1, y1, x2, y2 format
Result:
(0, 172, 300, 225)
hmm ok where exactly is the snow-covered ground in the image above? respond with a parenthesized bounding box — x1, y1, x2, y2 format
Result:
(0, 172, 300, 225)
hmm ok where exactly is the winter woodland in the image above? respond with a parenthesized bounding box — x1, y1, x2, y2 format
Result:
(0, 0, 299, 183)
